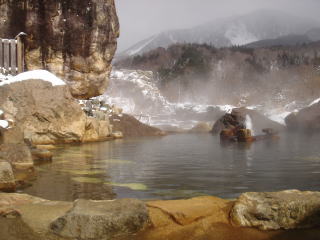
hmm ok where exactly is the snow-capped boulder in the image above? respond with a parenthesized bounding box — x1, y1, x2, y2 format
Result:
(0, 79, 112, 145)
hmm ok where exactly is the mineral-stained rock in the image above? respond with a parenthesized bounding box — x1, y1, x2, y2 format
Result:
(50, 198, 150, 240)
(285, 102, 320, 131)
(0, 162, 16, 192)
(0, 0, 119, 99)
(230, 190, 320, 230)
(211, 108, 284, 135)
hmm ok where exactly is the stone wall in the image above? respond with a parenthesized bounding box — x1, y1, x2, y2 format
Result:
(0, 0, 119, 99)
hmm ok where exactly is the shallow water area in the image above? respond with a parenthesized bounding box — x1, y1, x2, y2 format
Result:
(22, 132, 320, 201)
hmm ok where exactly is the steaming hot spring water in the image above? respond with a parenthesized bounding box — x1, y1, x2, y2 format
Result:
(22, 70, 320, 201)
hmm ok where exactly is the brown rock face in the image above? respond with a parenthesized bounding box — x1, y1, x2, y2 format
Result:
(0, 0, 119, 99)
(0, 80, 111, 145)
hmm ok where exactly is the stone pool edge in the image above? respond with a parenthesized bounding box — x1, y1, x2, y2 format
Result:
(0, 189, 320, 240)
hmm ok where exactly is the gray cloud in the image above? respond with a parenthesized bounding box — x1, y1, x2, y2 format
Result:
(115, 0, 320, 52)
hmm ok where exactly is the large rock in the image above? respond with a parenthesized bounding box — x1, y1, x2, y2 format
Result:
(189, 122, 212, 133)
(0, 0, 119, 99)
(110, 114, 166, 137)
(211, 108, 284, 135)
(0, 80, 111, 145)
(231, 190, 320, 230)
(285, 102, 320, 131)
(82, 118, 112, 142)
(0, 127, 33, 168)
(0, 162, 15, 192)
(50, 198, 150, 240)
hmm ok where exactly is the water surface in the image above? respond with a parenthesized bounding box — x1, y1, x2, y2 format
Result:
(23, 133, 320, 201)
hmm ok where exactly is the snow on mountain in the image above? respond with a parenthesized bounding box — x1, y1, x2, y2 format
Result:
(119, 9, 319, 57)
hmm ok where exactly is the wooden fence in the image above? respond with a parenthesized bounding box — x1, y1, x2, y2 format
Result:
(0, 37, 24, 76)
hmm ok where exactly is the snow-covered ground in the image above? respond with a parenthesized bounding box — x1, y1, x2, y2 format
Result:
(0, 109, 9, 129)
(0, 70, 65, 87)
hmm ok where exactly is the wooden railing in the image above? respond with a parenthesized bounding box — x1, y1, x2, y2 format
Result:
(0, 35, 25, 76)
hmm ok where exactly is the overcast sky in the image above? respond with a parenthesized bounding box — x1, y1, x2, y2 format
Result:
(115, 0, 320, 52)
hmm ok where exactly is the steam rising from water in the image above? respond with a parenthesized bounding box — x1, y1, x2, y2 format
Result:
(101, 69, 318, 129)
(245, 114, 254, 135)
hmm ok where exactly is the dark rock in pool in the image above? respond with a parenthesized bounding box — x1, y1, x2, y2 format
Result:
(110, 114, 166, 137)
(211, 107, 284, 135)
(285, 101, 320, 131)
(50, 198, 150, 239)
(30, 149, 53, 164)
(231, 190, 320, 230)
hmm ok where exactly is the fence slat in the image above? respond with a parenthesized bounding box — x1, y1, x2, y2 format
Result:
(0, 37, 24, 76)
(10, 39, 17, 75)
(3, 39, 10, 75)
(17, 38, 24, 73)
(0, 39, 3, 74)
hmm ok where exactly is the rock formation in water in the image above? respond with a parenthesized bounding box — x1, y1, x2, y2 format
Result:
(110, 114, 166, 137)
(0, 0, 119, 99)
(211, 108, 284, 135)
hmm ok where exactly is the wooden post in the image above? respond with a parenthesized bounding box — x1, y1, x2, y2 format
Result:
(3, 39, 9, 75)
(17, 37, 24, 73)
(10, 39, 17, 75)
(0, 39, 3, 74)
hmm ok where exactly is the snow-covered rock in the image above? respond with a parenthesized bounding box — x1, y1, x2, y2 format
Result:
(0, 70, 66, 87)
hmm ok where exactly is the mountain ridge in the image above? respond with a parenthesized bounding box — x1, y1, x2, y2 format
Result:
(118, 9, 319, 58)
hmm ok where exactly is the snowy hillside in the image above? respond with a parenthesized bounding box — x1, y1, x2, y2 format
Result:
(119, 9, 319, 57)
(100, 69, 311, 129)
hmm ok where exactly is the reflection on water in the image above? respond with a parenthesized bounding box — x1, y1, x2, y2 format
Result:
(23, 133, 320, 201)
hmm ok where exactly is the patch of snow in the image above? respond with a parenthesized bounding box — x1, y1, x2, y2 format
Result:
(225, 23, 258, 46)
(265, 111, 291, 125)
(0, 109, 3, 116)
(0, 70, 66, 87)
(126, 35, 157, 56)
(308, 98, 320, 107)
(217, 105, 235, 113)
(0, 120, 9, 129)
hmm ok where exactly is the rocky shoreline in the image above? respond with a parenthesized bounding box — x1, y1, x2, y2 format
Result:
(0, 190, 319, 240)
